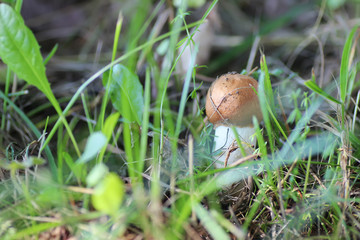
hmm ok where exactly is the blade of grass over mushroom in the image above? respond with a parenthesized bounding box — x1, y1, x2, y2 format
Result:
(197, 97, 328, 191)
(0, 3, 80, 157)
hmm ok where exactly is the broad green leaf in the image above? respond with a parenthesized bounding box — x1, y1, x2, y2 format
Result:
(304, 80, 341, 105)
(77, 132, 107, 164)
(0, 4, 52, 98)
(103, 64, 144, 124)
(91, 172, 125, 215)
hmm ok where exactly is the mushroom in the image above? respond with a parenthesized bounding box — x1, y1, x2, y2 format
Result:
(205, 72, 262, 168)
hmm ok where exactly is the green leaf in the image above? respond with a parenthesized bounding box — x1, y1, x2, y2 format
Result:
(194, 204, 230, 240)
(103, 64, 144, 124)
(258, 56, 275, 152)
(0, 4, 51, 97)
(97, 112, 120, 162)
(102, 112, 120, 141)
(63, 152, 82, 181)
(260, 55, 275, 112)
(327, 0, 346, 10)
(304, 80, 341, 105)
(77, 132, 107, 164)
(91, 172, 125, 215)
(86, 163, 109, 187)
(340, 26, 357, 103)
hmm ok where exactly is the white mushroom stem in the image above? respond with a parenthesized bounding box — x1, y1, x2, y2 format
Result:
(213, 125, 256, 168)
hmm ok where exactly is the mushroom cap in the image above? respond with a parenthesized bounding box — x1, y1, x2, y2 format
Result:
(205, 72, 262, 127)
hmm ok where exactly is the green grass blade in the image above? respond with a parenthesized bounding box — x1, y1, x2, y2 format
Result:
(175, 46, 198, 138)
(340, 26, 357, 104)
(258, 65, 274, 152)
(98, 112, 120, 162)
(260, 55, 275, 111)
(194, 204, 230, 240)
(43, 43, 58, 65)
(9, 222, 62, 239)
(98, 13, 123, 130)
(139, 68, 151, 173)
(125, 0, 151, 71)
(304, 80, 341, 104)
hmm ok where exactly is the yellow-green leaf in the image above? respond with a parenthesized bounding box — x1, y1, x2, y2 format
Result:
(91, 173, 125, 215)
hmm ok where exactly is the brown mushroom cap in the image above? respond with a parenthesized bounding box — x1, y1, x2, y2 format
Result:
(205, 72, 262, 127)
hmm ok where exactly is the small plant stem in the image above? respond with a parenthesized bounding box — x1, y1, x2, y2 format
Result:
(243, 188, 265, 229)
(352, 90, 360, 131)
(98, 13, 123, 130)
(230, 126, 247, 157)
(54, 102, 81, 157)
(1, 68, 11, 138)
(81, 93, 94, 134)
(57, 124, 64, 184)
(139, 68, 151, 172)
(188, 135, 196, 222)
(14, 0, 23, 12)
(276, 168, 286, 220)
(303, 148, 312, 196)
